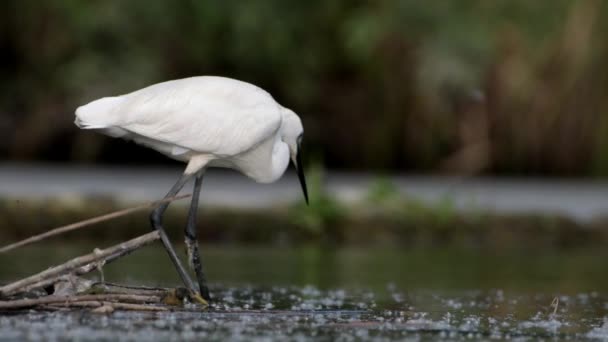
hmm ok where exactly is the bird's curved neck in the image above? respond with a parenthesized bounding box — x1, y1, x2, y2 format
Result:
(267, 138, 290, 182)
(231, 135, 289, 183)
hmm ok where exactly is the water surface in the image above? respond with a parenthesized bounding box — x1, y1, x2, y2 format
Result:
(0, 244, 606, 340)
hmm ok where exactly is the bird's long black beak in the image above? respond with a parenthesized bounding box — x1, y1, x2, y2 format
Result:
(294, 142, 309, 205)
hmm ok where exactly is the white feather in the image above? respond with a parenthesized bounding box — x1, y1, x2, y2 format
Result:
(75, 96, 123, 129)
(74, 76, 307, 295)
(109, 77, 281, 156)
(75, 76, 303, 183)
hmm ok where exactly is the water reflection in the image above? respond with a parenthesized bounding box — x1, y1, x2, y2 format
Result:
(0, 244, 606, 339)
(1, 244, 607, 292)
(0, 287, 606, 340)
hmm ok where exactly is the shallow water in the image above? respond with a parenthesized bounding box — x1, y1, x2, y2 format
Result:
(1, 244, 607, 340)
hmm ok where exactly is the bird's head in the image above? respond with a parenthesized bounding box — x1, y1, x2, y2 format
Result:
(281, 108, 308, 205)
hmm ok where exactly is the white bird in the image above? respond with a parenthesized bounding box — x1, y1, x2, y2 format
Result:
(75, 76, 308, 305)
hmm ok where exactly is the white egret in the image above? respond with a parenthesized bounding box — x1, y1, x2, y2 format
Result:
(75, 76, 308, 305)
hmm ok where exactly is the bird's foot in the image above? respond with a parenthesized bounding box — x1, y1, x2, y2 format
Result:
(189, 291, 209, 307)
(162, 288, 209, 307)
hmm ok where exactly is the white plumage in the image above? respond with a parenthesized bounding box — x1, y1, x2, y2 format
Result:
(74, 76, 308, 304)
(75, 76, 304, 183)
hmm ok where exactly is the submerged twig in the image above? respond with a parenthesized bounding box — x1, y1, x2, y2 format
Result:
(96, 302, 169, 312)
(39, 301, 168, 312)
(88, 282, 172, 297)
(0, 294, 160, 310)
(0, 231, 161, 297)
(550, 296, 559, 316)
(0, 194, 190, 253)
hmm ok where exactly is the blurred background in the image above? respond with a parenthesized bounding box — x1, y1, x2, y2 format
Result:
(1, 0, 608, 301)
(2, 0, 608, 175)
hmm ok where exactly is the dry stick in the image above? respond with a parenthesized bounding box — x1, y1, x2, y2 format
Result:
(0, 231, 161, 297)
(0, 294, 161, 310)
(53, 301, 103, 309)
(102, 302, 168, 312)
(92, 282, 170, 294)
(0, 194, 191, 254)
(15, 239, 165, 297)
(39, 301, 169, 312)
(53, 301, 169, 312)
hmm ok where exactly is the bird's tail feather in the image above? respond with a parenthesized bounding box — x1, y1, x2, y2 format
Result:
(74, 96, 123, 129)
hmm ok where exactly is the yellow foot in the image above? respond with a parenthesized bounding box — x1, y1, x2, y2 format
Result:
(162, 288, 208, 307)
(189, 291, 209, 307)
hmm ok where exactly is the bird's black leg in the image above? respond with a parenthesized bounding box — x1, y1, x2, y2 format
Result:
(150, 172, 206, 304)
(184, 172, 211, 301)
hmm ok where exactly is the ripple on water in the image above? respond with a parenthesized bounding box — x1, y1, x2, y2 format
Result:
(0, 287, 606, 341)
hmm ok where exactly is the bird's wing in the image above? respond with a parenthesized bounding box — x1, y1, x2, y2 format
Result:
(109, 77, 283, 156)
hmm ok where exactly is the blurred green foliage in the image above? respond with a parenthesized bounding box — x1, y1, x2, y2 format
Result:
(3, 190, 607, 249)
(289, 163, 345, 240)
(2, 1, 608, 176)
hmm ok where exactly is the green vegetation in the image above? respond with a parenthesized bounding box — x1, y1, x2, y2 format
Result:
(288, 164, 345, 240)
(2, 1, 608, 176)
(1, 179, 607, 250)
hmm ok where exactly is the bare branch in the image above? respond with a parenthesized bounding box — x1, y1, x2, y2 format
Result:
(0, 231, 161, 297)
(0, 194, 190, 253)
(0, 294, 161, 310)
